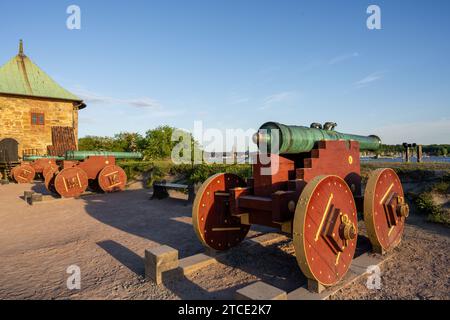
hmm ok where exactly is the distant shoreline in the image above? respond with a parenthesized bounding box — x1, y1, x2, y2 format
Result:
(361, 156, 450, 163)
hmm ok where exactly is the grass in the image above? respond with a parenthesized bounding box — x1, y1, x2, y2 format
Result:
(361, 162, 450, 175)
(117, 159, 252, 187)
(361, 162, 450, 183)
(414, 192, 450, 226)
(411, 173, 450, 226)
(116, 160, 153, 180)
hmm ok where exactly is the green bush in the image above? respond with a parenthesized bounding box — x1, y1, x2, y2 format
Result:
(117, 160, 153, 180)
(415, 192, 450, 226)
(146, 165, 170, 187)
(433, 181, 450, 194)
(186, 164, 251, 184)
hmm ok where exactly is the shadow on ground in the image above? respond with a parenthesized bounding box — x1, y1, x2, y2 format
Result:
(76, 187, 379, 299)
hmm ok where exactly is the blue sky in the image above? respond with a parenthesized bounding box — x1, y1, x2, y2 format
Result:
(1, 0, 449, 147)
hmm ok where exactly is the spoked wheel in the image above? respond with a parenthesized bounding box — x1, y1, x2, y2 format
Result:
(364, 168, 409, 253)
(193, 173, 250, 251)
(293, 175, 358, 287)
(54, 167, 89, 198)
(97, 165, 127, 193)
(13, 164, 36, 184)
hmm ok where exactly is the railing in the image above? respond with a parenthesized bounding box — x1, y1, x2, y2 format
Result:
(22, 149, 42, 157)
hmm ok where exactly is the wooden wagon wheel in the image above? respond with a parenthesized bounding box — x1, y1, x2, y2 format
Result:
(13, 164, 36, 184)
(44, 171, 57, 194)
(364, 168, 409, 253)
(32, 159, 57, 175)
(43, 163, 59, 178)
(54, 167, 88, 198)
(293, 175, 358, 286)
(192, 173, 249, 251)
(97, 165, 127, 193)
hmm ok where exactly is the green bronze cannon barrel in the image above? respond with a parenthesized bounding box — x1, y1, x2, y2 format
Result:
(65, 151, 143, 161)
(23, 155, 65, 161)
(255, 122, 381, 154)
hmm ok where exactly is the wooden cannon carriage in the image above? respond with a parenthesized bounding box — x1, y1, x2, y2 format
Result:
(43, 151, 142, 198)
(192, 122, 409, 289)
(8, 151, 141, 198)
(9, 156, 62, 184)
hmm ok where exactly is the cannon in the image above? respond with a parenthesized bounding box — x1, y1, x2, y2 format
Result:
(192, 122, 409, 290)
(44, 151, 142, 198)
(10, 156, 64, 184)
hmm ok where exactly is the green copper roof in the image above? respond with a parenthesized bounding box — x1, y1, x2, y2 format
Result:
(0, 40, 86, 108)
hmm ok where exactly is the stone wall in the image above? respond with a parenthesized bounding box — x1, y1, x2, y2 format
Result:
(0, 95, 79, 157)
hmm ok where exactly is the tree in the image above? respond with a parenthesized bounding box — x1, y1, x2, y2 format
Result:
(141, 126, 202, 161)
(78, 133, 143, 152)
(78, 136, 115, 151)
(77, 126, 202, 161)
(113, 132, 144, 152)
(142, 126, 177, 160)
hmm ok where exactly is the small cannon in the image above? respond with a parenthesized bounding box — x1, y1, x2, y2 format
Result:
(44, 151, 142, 198)
(192, 122, 409, 290)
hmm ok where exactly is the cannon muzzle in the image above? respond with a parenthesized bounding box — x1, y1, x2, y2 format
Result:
(255, 122, 381, 154)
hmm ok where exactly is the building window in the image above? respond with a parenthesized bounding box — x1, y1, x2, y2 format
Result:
(31, 112, 45, 125)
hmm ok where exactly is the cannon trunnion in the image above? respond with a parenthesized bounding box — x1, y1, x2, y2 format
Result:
(192, 122, 409, 289)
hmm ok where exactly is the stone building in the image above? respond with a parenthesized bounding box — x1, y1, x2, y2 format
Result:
(0, 41, 86, 162)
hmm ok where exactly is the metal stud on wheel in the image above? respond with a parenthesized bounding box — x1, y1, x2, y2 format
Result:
(192, 173, 250, 251)
(293, 175, 358, 286)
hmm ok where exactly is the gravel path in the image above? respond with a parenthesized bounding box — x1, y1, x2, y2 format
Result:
(0, 182, 448, 300)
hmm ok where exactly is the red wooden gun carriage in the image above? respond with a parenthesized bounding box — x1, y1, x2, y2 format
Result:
(192, 122, 409, 289)
(10, 151, 141, 198)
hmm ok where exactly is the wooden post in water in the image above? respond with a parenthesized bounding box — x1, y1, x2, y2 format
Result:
(417, 145, 423, 163)
(403, 143, 410, 163)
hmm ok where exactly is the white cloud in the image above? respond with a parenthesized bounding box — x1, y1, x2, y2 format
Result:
(73, 89, 162, 109)
(229, 95, 250, 105)
(151, 110, 186, 118)
(329, 52, 359, 65)
(260, 91, 297, 109)
(231, 97, 249, 104)
(354, 71, 386, 88)
(370, 119, 450, 144)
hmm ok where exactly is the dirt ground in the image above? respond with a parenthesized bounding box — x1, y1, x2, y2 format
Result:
(0, 181, 448, 300)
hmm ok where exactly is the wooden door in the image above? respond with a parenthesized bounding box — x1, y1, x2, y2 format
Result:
(0, 138, 19, 163)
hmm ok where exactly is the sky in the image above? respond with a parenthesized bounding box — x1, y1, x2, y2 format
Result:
(0, 0, 449, 149)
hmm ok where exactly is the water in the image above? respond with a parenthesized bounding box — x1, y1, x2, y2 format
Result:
(361, 156, 450, 163)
